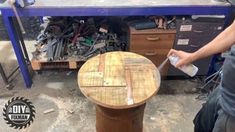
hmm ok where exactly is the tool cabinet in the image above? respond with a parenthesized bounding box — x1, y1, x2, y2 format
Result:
(168, 18, 224, 76)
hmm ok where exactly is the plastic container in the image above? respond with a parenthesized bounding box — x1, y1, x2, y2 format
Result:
(168, 55, 198, 77)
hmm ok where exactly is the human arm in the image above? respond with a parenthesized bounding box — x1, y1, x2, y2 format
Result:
(168, 20, 235, 68)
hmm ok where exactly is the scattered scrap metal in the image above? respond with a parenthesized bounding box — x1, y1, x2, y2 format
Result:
(33, 17, 126, 61)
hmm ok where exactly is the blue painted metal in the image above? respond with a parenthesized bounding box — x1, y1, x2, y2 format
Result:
(0, 6, 232, 17)
(224, 7, 234, 26)
(0, 4, 233, 88)
(2, 13, 32, 88)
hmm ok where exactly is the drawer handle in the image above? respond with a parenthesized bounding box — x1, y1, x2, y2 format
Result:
(145, 51, 157, 56)
(146, 37, 160, 41)
(193, 30, 203, 33)
(190, 44, 200, 48)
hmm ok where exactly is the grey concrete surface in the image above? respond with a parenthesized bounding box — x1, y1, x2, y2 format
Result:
(0, 41, 204, 132)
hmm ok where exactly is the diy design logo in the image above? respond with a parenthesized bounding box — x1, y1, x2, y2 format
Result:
(3, 97, 36, 129)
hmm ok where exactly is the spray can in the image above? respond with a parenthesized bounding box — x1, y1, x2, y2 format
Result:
(168, 55, 198, 77)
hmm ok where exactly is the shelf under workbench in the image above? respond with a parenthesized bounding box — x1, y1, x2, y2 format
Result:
(0, 0, 232, 88)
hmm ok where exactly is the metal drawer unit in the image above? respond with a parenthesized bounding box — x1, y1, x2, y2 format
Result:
(168, 18, 224, 76)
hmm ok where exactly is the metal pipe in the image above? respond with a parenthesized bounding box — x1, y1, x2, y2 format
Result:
(47, 39, 54, 61)
(0, 63, 9, 85)
(12, 17, 29, 62)
(54, 40, 62, 59)
(58, 40, 63, 59)
(7, 66, 19, 79)
(0, 63, 15, 89)
(8, 0, 26, 34)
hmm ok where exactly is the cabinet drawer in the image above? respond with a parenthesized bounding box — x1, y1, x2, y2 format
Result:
(133, 49, 169, 57)
(177, 19, 224, 36)
(130, 34, 175, 50)
(131, 49, 170, 76)
(176, 29, 221, 39)
(174, 38, 209, 52)
(174, 35, 216, 52)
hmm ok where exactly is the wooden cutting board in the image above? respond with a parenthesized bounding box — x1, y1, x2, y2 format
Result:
(78, 51, 160, 109)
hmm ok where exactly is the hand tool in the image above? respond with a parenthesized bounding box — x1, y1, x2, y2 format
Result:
(8, 0, 26, 34)
(8, 0, 35, 34)
(34, 17, 127, 61)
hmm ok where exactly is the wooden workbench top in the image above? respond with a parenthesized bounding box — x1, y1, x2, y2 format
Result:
(78, 51, 160, 109)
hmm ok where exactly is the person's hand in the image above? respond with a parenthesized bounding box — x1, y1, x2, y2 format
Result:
(167, 49, 195, 68)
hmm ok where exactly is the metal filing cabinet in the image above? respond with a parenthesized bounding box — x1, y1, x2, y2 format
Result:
(168, 17, 224, 76)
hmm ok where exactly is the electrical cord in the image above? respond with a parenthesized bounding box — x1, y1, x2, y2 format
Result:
(195, 67, 222, 101)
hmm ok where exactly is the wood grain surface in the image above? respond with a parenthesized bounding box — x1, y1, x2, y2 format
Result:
(78, 51, 160, 109)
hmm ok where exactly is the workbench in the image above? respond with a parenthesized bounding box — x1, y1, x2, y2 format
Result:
(0, 0, 232, 88)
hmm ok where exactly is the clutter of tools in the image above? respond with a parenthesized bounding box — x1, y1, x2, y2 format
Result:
(33, 17, 127, 61)
(22, 17, 41, 39)
(126, 16, 176, 30)
(151, 16, 176, 29)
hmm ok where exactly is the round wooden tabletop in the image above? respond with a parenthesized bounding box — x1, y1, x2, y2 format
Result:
(78, 51, 161, 109)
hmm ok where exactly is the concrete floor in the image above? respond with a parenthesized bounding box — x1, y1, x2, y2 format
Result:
(0, 41, 204, 132)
